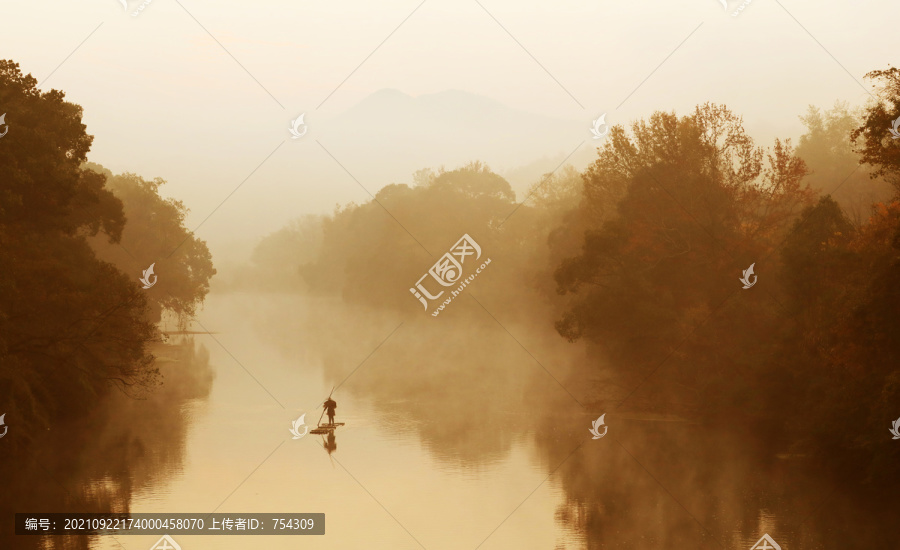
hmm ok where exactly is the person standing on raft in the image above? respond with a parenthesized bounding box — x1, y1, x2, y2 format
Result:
(323, 397, 337, 426)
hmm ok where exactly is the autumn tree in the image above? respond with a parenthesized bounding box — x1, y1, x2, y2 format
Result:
(775, 196, 900, 482)
(553, 104, 814, 410)
(851, 67, 900, 192)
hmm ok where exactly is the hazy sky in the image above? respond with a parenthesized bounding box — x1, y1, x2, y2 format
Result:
(2, 0, 897, 260)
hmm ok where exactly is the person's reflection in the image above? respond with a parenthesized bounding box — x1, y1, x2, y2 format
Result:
(323, 432, 337, 454)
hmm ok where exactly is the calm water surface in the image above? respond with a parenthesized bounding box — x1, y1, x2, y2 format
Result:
(11, 292, 887, 550)
(97, 293, 574, 550)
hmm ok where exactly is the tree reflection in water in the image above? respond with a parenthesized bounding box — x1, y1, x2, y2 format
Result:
(255, 296, 900, 549)
(0, 339, 214, 550)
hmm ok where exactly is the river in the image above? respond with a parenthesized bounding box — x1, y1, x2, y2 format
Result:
(6, 292, 895, 549)
(98, 292, 573, 550)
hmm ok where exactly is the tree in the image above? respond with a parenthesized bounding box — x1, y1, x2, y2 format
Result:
(851, 67, 900, 193)
(556, 104, 811, 339)
(84, 165, 216, 325)
(780, 196, 856, 312)
(796, 103, 892, 224)
(777, 198, 900, 482)
(0, 60, 158, 450)
(553, 104, 814, 410)
(301, 162, 518, 311)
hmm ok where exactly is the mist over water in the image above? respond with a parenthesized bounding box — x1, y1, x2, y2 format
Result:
(4, 292, 896, 549)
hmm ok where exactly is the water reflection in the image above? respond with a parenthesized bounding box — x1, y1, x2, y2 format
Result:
(4, 294, 899, 549)
(540, 418, 900, 549)
(322, 432, 337, 455)
(0, 339, 214, 550)
(250, 294, 899, 549)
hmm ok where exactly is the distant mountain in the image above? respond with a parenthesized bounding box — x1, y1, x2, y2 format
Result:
(318, 89, 591, 197)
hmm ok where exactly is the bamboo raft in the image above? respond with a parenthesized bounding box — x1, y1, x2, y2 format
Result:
(310, 423, 345, 435)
